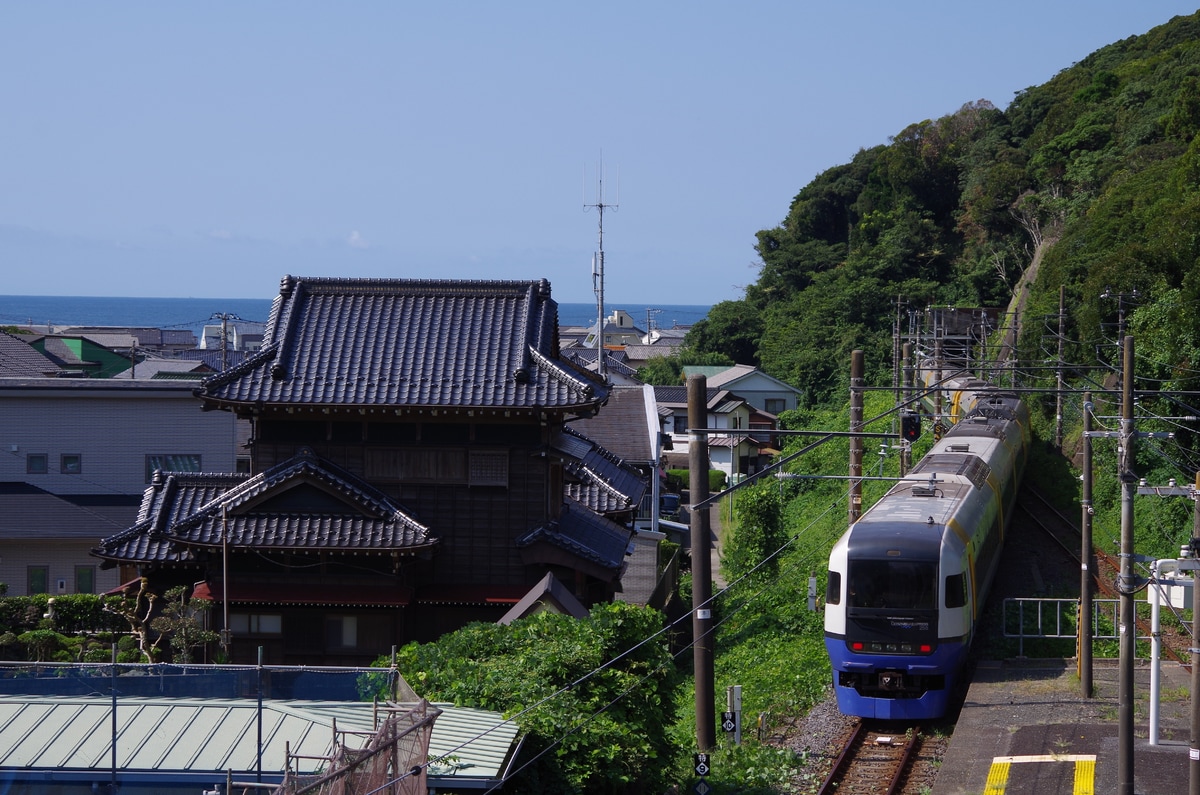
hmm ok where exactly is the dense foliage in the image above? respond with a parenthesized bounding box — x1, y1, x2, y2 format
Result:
(377, 602, 681, 795)
(687, 11, 1200, 424)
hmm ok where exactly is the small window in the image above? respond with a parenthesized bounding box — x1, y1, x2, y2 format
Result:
(28, 566, 48, 595)
(75, 566, 95, 594)
(145, 454, 202, 482)
(945, 573, 967, 609)
(326, 615, 358, 649)
(230, 613, 283, 634)
(825, 571, 841, 606)
(765, 398, 786, 415)
(673, 414, 688, 434)
(60, 454, 82, 474)
(26, 454, 48, 474)
(468, 450, 509, 487)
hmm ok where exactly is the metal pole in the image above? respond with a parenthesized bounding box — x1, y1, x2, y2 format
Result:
(1118, 335, 1136, 795)
(688, 375, 715, 751)
(257, 645, 264, 782)
(849, 350, 864, 524)
(1055, 286, 1065, 449)
(901, 342, 913, 476)
(1080, 392, 1093, 698)
(111, 642, 118, 793)
(1190, 472, 1200, 795)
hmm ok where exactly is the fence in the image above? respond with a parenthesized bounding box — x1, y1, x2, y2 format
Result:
(1002, 597, 1152, 657)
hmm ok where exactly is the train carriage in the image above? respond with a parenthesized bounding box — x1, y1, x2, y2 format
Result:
(824, 375, 1030, 719)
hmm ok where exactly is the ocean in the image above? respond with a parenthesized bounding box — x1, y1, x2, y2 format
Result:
(0, 295, 710, 338)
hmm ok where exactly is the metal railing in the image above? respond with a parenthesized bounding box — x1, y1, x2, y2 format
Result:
(1002, 597, 1148, 657)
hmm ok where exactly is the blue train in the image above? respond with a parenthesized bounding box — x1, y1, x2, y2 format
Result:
(823, 369, 1031, 719)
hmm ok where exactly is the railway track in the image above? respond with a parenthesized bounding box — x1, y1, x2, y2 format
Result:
(1015, 486, 1187, 665)
(815, 721, 922, 795)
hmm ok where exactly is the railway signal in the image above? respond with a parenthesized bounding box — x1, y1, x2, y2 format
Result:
(900, 412, 921, 442)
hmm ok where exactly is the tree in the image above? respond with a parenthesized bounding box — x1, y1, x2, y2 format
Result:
(380, 602, 681, 795)
(150, 586, 220, 664)
(720, 483, 785, 582)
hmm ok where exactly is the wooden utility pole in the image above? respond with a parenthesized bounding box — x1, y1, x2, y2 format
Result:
(687, 375, 715, 751)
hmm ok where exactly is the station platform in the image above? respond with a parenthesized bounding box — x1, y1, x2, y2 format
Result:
(934, 658, 1194, 794)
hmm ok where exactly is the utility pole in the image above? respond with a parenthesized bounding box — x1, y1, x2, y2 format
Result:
(849, 350, 864, 524)
(901, 342, 913, 476)
(687, 374, 715, 751)
(210, 312, 242, 372)
(1118, 335, 1136, 795)
(1056, 286, 1066, 449)
(584, 159, 617, 381)
(1080, 392, 1094, 698)
(1190, 474, 1200, 795)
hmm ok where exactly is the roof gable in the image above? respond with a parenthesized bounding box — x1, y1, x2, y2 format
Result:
(198, 276, 606, 413)
(93, 450, 436, 564)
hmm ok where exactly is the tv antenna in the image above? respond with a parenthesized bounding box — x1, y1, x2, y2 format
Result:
(584, 155, 618, 380)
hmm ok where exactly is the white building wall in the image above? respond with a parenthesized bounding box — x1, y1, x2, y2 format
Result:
(0, 384, 239, 494)
(0, 541, 121, 597)
(0, 380, 242, 596)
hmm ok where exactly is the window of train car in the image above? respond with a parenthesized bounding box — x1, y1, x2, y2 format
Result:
(945, 573, 967, 608)
(848, 560, 937, 610)
(826, 572, 841, 605)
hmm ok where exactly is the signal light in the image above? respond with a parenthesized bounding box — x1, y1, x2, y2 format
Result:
(900, 413, 921, 442)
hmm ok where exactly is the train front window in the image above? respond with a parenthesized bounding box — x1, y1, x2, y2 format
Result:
(847, 559, 937, 610)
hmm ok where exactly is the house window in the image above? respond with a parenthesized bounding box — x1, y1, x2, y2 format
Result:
(145, 454, 202, 482)
(673, 414, 688, 434)
(230, 613, 283, 634)
(27, 566, 48, 595)
(468, 450, 509, 487)
(765, 398, 787, 415)
(75, 566, 95, 594)
(26, 454, 48, 474)
(60, 454, 82, 474)
(326, 615, 358, 649)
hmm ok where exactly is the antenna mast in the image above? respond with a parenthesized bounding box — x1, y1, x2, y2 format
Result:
(585, 156, 617, 380)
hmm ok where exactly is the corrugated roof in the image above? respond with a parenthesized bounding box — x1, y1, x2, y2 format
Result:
(198, 276, 606, 413)
(0, 695, 519, 788)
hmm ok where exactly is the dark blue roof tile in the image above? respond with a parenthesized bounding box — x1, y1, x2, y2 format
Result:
(199, 277, 606, 413)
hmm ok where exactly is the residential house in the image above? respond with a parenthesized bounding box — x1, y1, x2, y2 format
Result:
(567, 384, 682, 608)
(93, 276, 644, 664)
(61, 326, 199, 356)
(653, 385, 773, 482)
(560, 347, 643, 386)
(0, 372, 243, 597)
(682, 363, 803, 416)
(27, 332, 135, 378)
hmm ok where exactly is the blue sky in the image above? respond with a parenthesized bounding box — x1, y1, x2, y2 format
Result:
(2, 3, 1197, 306)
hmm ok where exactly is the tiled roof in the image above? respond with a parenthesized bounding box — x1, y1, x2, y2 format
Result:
(93, 450, 436, 565)
(198, 276, 606, 413)
(554, 426, 647, 515)
(567, 384, 655, 462)
(0, 332, 60, 377)
(653, 385, 741, 410)
(561, 348, 640, 380)
(516, 497, 633, 572)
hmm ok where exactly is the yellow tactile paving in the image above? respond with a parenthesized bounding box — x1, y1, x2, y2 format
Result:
(983, 754, 1097, 794)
